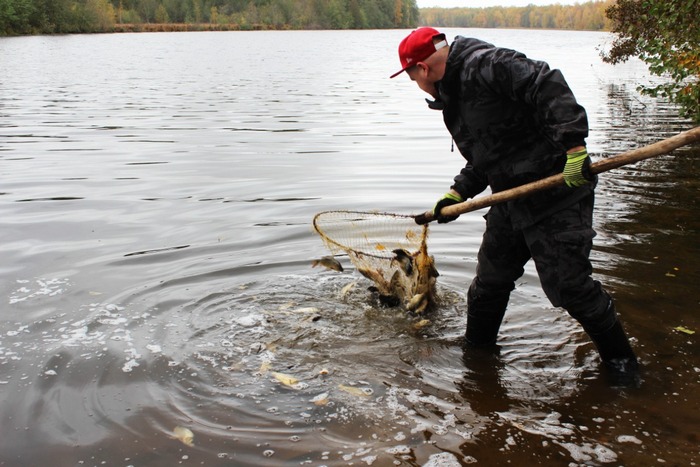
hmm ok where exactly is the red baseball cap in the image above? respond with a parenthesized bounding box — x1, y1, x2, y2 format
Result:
(390, 27, 448, 79)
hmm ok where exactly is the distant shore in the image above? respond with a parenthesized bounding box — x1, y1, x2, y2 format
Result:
(112, 23, 281, 33)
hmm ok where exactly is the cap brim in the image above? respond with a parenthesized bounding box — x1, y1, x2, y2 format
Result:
(389, 67, 409, 79)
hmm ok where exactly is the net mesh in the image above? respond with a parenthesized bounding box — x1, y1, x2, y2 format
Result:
(312, 211, 437, 313)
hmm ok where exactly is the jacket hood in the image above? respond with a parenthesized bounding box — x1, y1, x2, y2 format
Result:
(441, 36, 495, 95)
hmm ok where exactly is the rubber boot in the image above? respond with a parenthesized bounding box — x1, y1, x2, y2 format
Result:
(588, 319, 640, 387)
(464, 283, 510, 348)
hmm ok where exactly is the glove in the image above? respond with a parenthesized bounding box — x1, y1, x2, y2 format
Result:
(433, 192, 463, 224)
(563, 148, 592, 187)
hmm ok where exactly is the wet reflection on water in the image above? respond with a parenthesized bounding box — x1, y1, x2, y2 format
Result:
(0, 29, 698, 466)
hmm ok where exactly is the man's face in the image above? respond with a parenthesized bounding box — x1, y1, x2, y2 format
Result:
(406, 64, 438, 99)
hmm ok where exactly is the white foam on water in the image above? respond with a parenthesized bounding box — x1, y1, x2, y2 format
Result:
(360, 454, 377, 465)
(616, 435, 643, 445)
(554, 441, 618, 463)
(9, 278, 71, 304)
(499, 410, 576, 438)
(122, 359, 140, 373)
(385, 445, 411, 455)
(497, 409, 620, 464)
(422, 452, 462, 467)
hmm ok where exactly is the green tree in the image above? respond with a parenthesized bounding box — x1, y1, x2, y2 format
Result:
(0, 0, 35, 34)
(191, 0, 202, 23)
(155, 3, 170, 23)
(603, 0, 700, 122)
(85, 0, 116, 31)
(162, 0, 188, 23)
(137, 0, 157, 22)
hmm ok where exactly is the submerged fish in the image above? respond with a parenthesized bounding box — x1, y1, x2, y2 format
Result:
(172, 426, 195, 447)
(311, 256, 344, 272)
(338, 384, 372, 397)
(292, 306, 320, 313)
(271, 371, 300, 388)
(259, 360, 272, 374)
(311, 392, 330, 406)
(412, 319, 431, 330)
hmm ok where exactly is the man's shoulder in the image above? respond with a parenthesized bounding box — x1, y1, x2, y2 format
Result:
(452, 36, 494, 52)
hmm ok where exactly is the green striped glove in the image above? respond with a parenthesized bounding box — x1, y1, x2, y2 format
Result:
(563, 148, 592, 187)
(433, 192, 463, 224)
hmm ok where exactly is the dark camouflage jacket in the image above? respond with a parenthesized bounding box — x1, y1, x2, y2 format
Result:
(435, 36, 594, 229)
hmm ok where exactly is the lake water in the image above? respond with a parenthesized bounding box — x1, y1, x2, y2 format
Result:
(1, 28, 698, 466)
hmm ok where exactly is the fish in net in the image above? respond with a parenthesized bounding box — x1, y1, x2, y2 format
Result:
(312, 211, 439, 313)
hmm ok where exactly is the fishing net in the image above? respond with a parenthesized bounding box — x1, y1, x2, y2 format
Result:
(312, 210, 438, 313)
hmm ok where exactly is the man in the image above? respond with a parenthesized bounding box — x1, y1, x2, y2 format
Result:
(391, 27, 639, 384)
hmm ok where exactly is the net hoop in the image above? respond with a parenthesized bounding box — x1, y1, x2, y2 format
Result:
(312, 210, 427, 259)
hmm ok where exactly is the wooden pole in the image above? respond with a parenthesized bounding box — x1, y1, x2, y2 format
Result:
(415, 126, 700, 224)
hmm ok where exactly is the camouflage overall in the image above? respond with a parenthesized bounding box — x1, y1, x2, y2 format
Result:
(465, 192, 617, 346)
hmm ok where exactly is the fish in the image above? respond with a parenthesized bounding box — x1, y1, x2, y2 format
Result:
(291, 306, 320, 313)
(406, 293, 427, 312)
(428, 261, 440, 278)
(391, 248, 414, 276)
(337, 384, 372, 397)
(413, 298, 430, 314)
(259, 360, 272, 373)
(388, 270, 409, 300)
(339, 281, 357, 299)
(413, 319, 431, 330)
(354, 244, 439, 313)
(271, 371, 300, 388)
(357, 267, 391, 294)
(311, 392, 330, 406)
(172, 426, 195, 447)
(311, 256, 344, 272)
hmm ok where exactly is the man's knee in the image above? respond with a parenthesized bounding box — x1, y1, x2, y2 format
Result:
(562, 283, 617, 334)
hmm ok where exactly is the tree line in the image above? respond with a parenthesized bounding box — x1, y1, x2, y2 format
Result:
(0, 0, 419, 34)
(0, 0, 616, 34)
(0, 0, 634, 35)
(420, 1, 613, 31)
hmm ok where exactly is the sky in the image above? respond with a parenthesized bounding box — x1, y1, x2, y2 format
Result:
(417, 0, 582, 7)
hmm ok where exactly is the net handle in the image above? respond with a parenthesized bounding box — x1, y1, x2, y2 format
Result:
(415, 126, 700, 224)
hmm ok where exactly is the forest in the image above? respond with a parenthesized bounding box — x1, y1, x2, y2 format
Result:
(0, 0, 420, 34)
(420, 1, 613, 31)
(0, 0, 616, 35)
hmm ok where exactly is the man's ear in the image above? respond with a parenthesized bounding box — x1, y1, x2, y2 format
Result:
(415, 62, 429, 76)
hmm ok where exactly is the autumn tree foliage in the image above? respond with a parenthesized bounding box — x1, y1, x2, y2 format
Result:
(419, 1, 614, 31)
(603, 0, 700, 122)
(0, 0, 419, 34)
